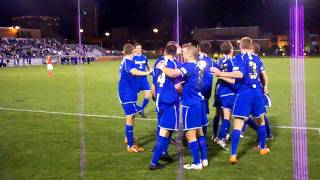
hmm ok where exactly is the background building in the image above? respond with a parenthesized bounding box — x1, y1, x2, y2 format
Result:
(11, 16, 60, 38)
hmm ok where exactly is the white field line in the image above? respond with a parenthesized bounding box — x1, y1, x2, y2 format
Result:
(1, 107, 319, 132)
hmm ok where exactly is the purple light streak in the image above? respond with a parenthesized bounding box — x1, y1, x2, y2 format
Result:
(176, 0, 180, 44)
(290, 0, 308, 179)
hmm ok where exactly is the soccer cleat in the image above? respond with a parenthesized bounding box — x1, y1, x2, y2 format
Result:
(201, 159, 209, 167)
(229, 156, 238, 165)
(160, 153, 173, 162)
(149, 163, 165, 170)
(260, 148, 270, 155)
(240, 134, 244, 138)
(127, 145, 144, 153)
(139, 111, 147, 118)
(216, 139, 229, 150)
(266, 135, 274, 141)
(183, 163, 203, 170)
(212, 137, 219, 143)
(124, 137, 138, 144)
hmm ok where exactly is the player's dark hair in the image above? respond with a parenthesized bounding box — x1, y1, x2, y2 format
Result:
(165, 44, 177, 56)
(123, 43, 134, 55)
(199, 41, 211, 54)
(240, 37, 253, 50)
(220, 41, 233, 55)
(252, 42, 261, 55)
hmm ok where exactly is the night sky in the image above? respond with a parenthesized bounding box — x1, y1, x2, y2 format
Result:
(0, 0, 320, 40)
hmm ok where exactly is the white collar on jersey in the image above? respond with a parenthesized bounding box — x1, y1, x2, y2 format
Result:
(199, 53, 208, 59)
(188, 60, 197, 64)
(123, 55, 133, 60)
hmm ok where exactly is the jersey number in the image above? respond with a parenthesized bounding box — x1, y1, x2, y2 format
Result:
(249, 61, 258, 79)
(157, 72, 166, 87)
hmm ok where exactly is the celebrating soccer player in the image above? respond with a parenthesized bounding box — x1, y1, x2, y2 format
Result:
(211, 37, 270, 164)
(158, 46, 207, 170)
(214, 41, 236, 150)
(149, 44, 181, 170)
(198, 41, 218, 137)
(118, 43, 152, 153)
(133, 43, 151, 117)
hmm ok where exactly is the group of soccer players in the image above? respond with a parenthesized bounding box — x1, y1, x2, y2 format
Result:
(118, 37, 272, 171)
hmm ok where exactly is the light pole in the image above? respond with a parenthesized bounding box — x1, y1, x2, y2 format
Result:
(176, 0, 180, 44)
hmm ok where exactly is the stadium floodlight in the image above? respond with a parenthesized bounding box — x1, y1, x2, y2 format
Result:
(237, 40, 240, 44)
(105, 32, 110, 37)
(153, 28, 159, 34)
(80, 29, 84, 33)
(14, 26, 21, 30)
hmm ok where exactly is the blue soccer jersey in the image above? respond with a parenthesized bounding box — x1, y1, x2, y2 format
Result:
(133, 55, 148, 71)
(232, 53, 266, 118)
(118, 58, 138, 103)
(179, 61, 204, 106)
(156, 58, 181, 130)
(233, 53, 265, 93)
(156, 58, 181, 111)
(216, 55, 235, 96)
(214, 55, 236, 109)
(198, 54, 218, 99)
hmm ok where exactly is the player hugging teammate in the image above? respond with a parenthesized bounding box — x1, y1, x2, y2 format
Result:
(118, 38, 272, 170)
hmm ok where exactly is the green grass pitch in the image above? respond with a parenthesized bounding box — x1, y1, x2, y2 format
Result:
(0, 58, 319, 179)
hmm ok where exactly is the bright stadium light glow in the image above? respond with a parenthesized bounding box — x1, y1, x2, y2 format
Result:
(153, 28, 159, 34)
(80, 29, 84, 33)
(105, 32, 110, 37)
(14, 26, 20, 30)
(237, 40, 240, 44)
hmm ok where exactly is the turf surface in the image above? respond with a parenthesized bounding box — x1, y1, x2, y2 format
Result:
(0, 58, 319, 179)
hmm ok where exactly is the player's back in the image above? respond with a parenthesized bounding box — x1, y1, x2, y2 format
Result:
(157, 58, 181, 107)
(180, 61, 203, 106)
(152, 57, 165, 91)
(118, 58, 138, 102)
(233, 53, 265, 93)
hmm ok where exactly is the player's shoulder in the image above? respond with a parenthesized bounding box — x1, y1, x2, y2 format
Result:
(154, 56, 164, 65)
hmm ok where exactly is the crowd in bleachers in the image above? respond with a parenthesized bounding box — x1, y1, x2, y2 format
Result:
(0, 38, 98, 67)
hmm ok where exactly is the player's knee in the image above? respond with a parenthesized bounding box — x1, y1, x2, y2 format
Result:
(186, 130, 197, 142)
(256, 115, 265, 126)
(233, 118, 245, 130)
(126, 116, 135, 125)
(196, 128, 204, 137)
(159, 128, 170, 138)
